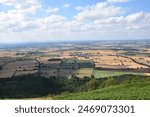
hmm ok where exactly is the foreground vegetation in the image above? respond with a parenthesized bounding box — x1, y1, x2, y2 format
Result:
(53, 77, 150, 100)
(0, 73, 150, 99)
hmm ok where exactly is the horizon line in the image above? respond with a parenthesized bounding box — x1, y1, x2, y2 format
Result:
(0, 39, 150, 45)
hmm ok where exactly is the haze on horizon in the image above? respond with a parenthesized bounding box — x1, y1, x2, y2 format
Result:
(0, 0, 150, 43)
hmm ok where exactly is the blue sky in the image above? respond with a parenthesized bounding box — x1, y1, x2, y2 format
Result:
(0, 0, 150, 43)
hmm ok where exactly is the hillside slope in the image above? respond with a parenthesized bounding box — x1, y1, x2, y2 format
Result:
(53, 77, 150, 100)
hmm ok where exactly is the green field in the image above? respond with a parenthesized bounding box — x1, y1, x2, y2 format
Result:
(40, 54, 60, 57)
(94, 70, 144, 78)
(53, 76, 150, 100)
(75, 69, 144, 78)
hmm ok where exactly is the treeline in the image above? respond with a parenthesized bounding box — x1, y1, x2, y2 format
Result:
(0, 74, 150, 99)
(0, 74, 91, 98)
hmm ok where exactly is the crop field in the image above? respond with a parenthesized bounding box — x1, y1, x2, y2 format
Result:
(75, 68, 94, 78)
(131, 56, 150, 66)
(3, 60, 38, 69)
(93, 55, 149, 69)
(75, 69, 145, 79)
(94, 70, 144, 78)
(62, 50, 150, 70)
(0, 51, 16, 57)
(0, 59, 38, 78)
(40, 69, 74, 78)
(40, 69, 58, 78)
(0, 70, 15, 78)
(0, 47, 149, 79)
(59, 70, 75, 78)
(15, 70, 38, 77)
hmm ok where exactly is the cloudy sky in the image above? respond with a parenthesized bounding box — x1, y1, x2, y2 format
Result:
(0, 0, 150, 43)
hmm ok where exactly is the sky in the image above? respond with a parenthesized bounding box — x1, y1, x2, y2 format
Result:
(0, 0, 150, 43)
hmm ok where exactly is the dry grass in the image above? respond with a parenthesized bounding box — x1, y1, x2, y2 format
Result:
(15, 70, 38, 76)
(75, 68, 94, 78)
(0, 70, 15, 78)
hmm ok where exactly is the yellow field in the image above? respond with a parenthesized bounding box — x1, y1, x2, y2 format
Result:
(61, 50, 149, 69)
(75, 68, 94, 78)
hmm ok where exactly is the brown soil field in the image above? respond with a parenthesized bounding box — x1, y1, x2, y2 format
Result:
(0, 51, 16, 57)
(15, 70, 38, 77)
(0, 70, 15, 78)
(0, 59, 38, 78)
(4, 60, 38, 69)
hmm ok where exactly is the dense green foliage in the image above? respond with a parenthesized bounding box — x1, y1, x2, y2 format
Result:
(0, 73, 150, 99)
(0, 65, 2, 70)
(0, 74, 91, 98)
(53, 75, 150, 100)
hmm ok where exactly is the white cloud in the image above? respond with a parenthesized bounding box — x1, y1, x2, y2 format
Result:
(64, 4, 70, 7)
(0, 0, 150, 43)
(74, 2, 124, 21)
(46, 7, 59, 13)
(40, 15, 67, 31)
(0, 0, 42, 33)
(75, 6, 84, 11)
(0, 0, 41, 14)
(126, 12, 145, 23)
(107, 0, 130, 3)
(125, 12, 150, 30)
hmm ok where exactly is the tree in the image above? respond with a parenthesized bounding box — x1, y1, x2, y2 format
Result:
(91, 75, 95, 79)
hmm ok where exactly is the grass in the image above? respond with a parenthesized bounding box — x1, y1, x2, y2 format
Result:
(53, 77, 150, 100)
(94, 70, 144, 78)
(76, 69, 144, 78)
(2, 74, 150, 100)
(40, 54, 59, 57)
(78, 60, 94, 63)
